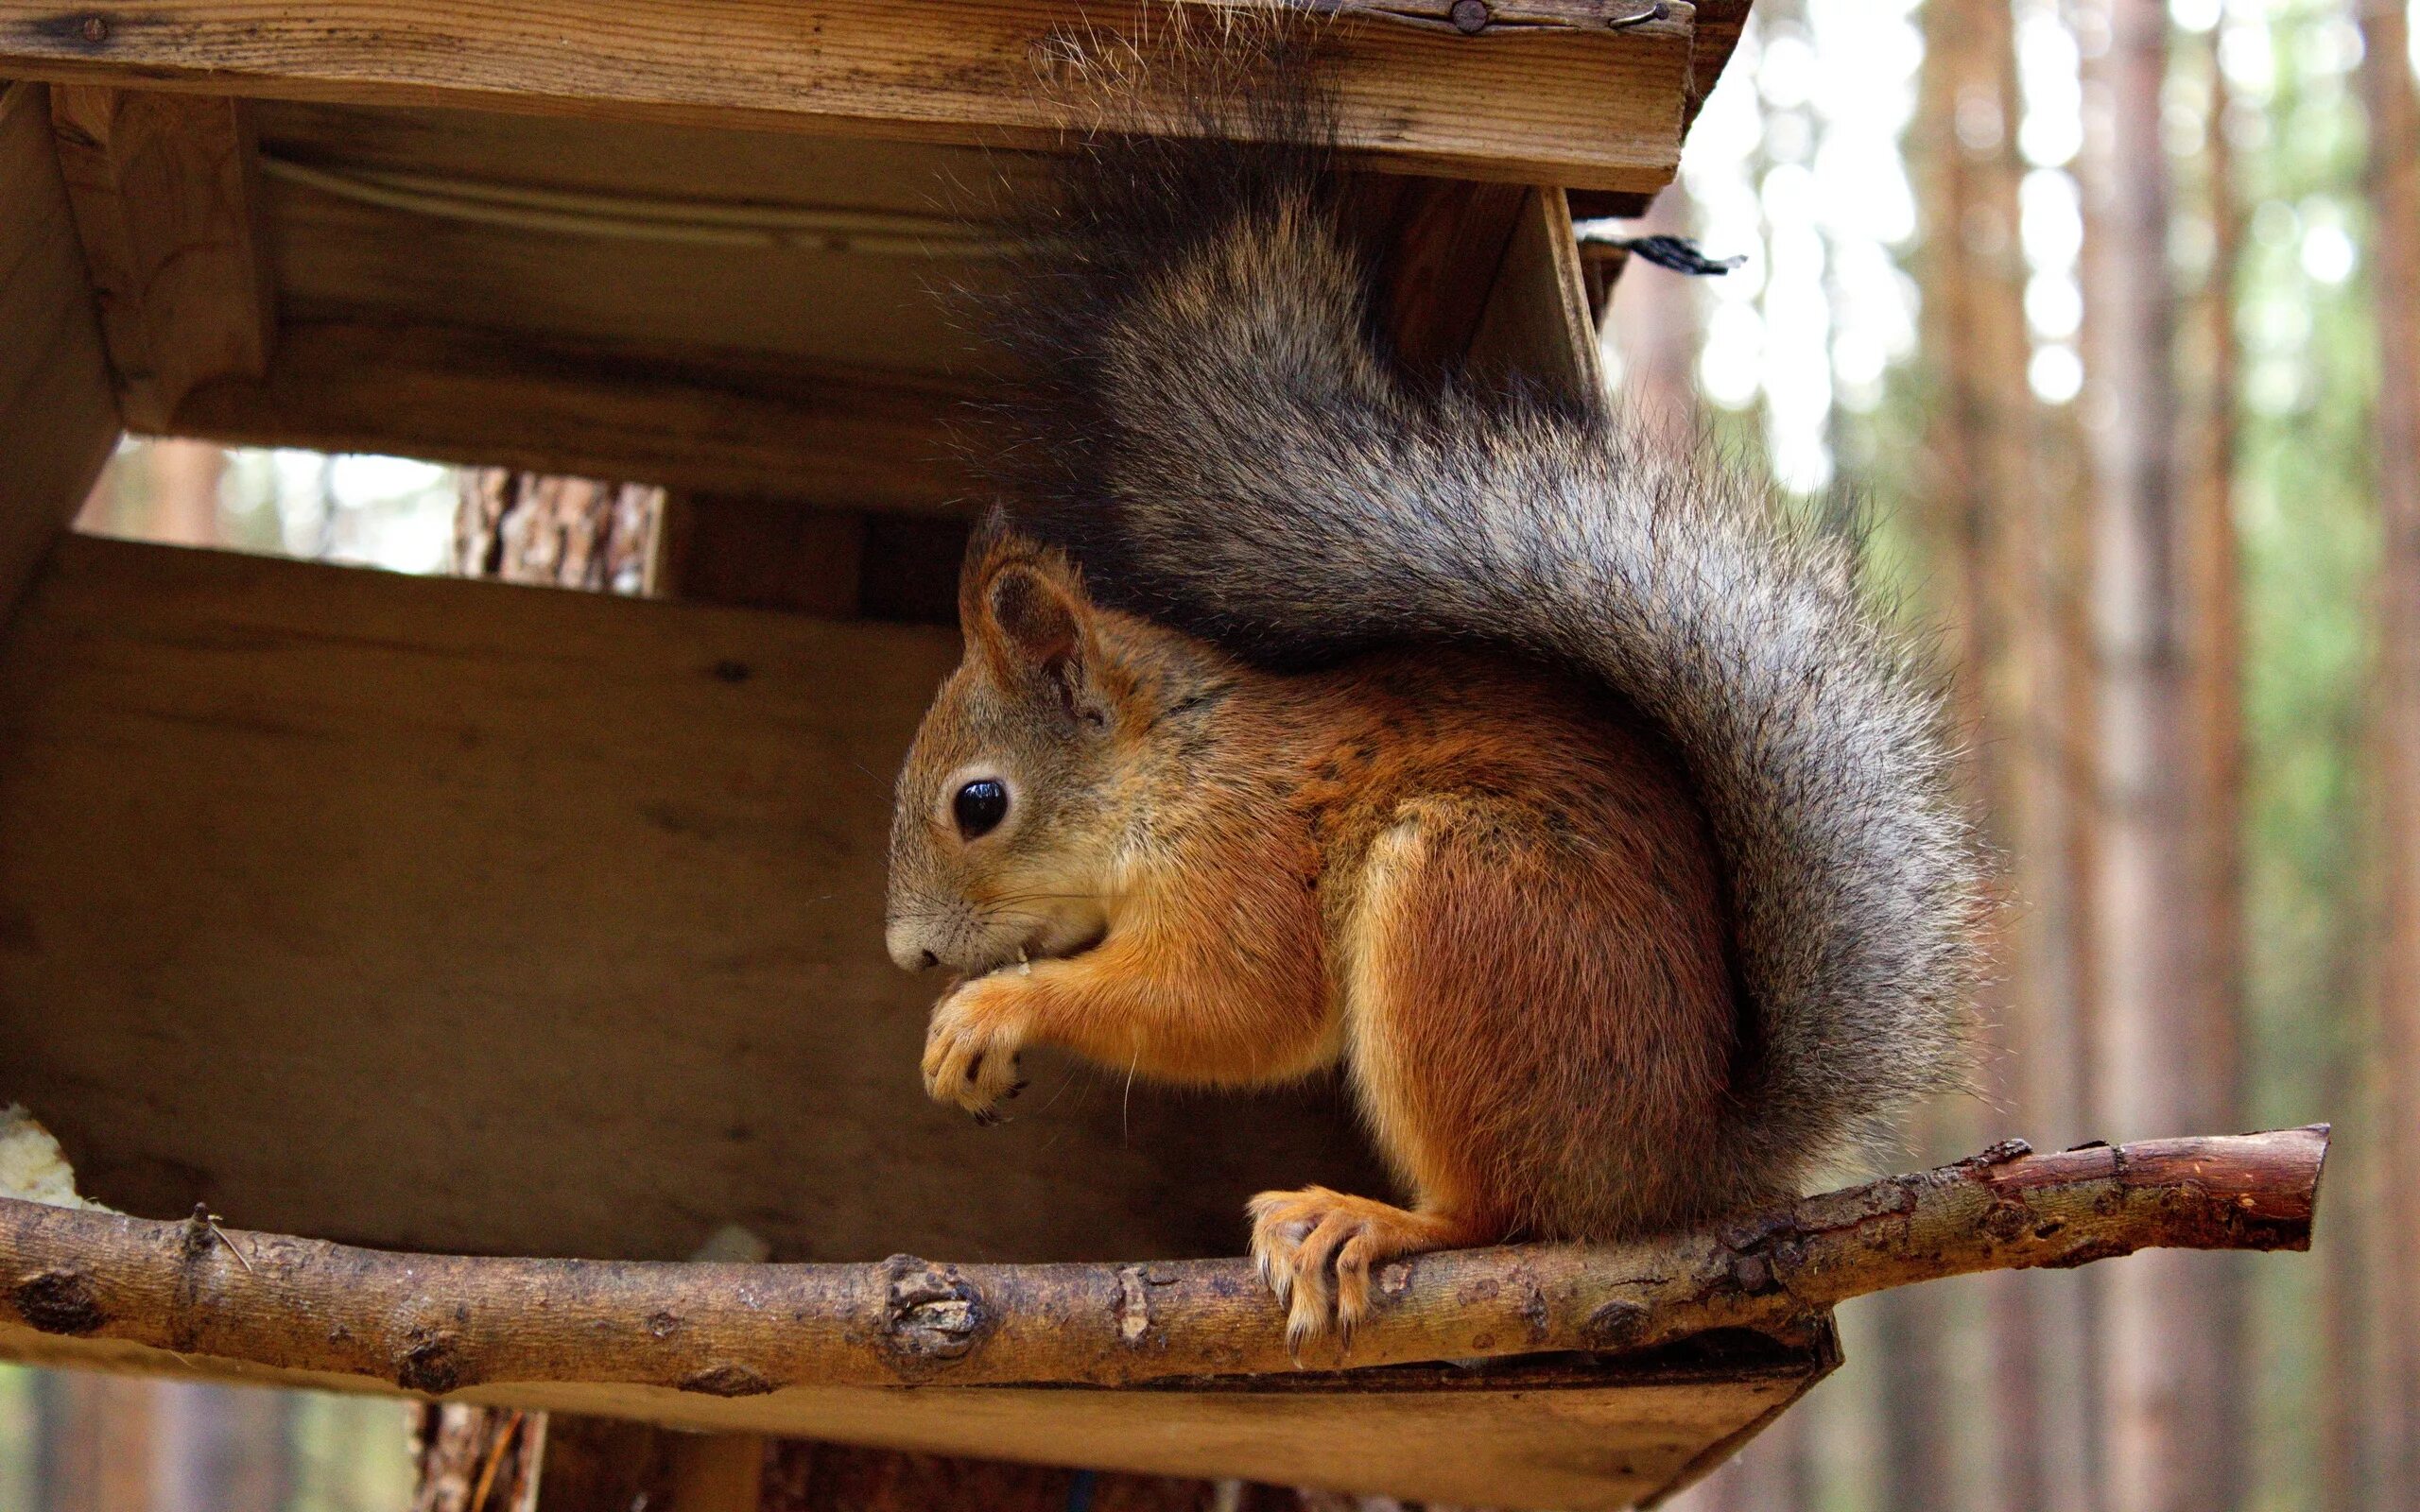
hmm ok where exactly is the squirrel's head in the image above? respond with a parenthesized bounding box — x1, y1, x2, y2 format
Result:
(885, 531, 1132, 976)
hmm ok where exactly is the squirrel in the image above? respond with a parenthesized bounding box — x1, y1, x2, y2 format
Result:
(882, 25, 1984, 1350)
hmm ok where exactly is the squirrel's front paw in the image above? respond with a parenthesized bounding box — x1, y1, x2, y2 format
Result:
(922, 976, 1031, 1123)
(1248, 1187, 1458, 1359)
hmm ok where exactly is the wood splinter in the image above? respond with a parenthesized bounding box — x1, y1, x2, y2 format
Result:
(0, 1127, 2326, 1397)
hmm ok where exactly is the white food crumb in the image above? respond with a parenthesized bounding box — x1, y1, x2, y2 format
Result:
(688, 1222, 772, 1263)
(0, 1104, 116, 1212)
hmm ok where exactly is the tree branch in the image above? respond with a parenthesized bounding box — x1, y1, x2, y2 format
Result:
(0, 1127, 2326, 1395)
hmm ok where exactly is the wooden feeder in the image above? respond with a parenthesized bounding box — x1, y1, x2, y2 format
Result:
(0, 4, 2325, 1508)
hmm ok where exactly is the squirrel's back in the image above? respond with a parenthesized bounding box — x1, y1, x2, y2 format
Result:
(981, 26, 1986, 1199)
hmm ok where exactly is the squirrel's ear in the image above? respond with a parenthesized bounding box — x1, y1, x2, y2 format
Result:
(975, 558, 1100, 710)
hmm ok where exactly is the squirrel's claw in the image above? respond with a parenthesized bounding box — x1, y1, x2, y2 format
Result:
(921, 977, 1030, 1120)
(1248, 1187, 1469, 1362)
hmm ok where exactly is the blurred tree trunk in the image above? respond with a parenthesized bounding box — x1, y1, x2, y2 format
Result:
(2078, 4, 2237, 1512)
(34, 1373, 292, 1512)
(153, 1384, 293, 1512)
(2360, 4, 2420, 1510)
(453, 469, 658, 593)
(1902, 1, 2042, 1506)
(411, 1403, 544, 1512)
(1667, 1408, 1810, 1512)
(35, 1372, 160, 1512)
(2178, 31, 2248, 1512)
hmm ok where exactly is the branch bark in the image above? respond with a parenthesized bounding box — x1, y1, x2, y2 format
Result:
(0, 1128, 2325, 1397)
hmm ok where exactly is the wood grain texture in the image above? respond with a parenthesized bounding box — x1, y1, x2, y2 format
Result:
(257, 143, 983, 379)
(655, 496, 869, 618)
(244, 101, 1046, 383)
(1351, 175, 1530, 375)
(47, 85, 275, 430)
(0, 1322, 1828, 1511)
(0, 535, 1383, 1263)
(1466, 186, 1608, 400)
(0, 82, 120, 612)
(0, 0, 1695, 192)
(166, 320, 979, 513)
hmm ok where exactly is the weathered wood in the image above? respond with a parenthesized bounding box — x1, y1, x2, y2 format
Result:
(167, 319, 977, 513)
(0, 534, 1383, 1264)
(0, 81, 120, 611)
(0, 1325, 1830, 1512)
(254, 116, 989, 383)
(0, 0, 1698, 193)
(1351, 176, 1530, 374)
(1465, 186, 1607, 401)
(0, 1130, 2327, 1397)
(654, 496, 868, 618)
(46, 85, 274, 430)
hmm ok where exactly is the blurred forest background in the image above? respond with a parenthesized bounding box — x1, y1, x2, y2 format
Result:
(5, 0, 2417, 1507)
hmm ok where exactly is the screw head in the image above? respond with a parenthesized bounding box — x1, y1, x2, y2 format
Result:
(1449, 0, 1490, 33)
(80, 15, 108, 43)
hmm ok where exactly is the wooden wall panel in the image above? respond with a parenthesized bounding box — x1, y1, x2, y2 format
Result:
(0, 81, 119, 619)
(0, 537, 1381, 1263)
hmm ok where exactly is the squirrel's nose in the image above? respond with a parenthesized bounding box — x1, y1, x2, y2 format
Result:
(885, 920, 939, 972)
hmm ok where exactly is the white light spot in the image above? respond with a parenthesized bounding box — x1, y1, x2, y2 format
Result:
(2019, 169, 2085, 270)
(2301, 222, 2357, 284)
(1700, 302, 1765, 410)
(2029, 344, 2083, 404)
(2025, 272, 2083, 340)
(1759, 32, 1818, 111)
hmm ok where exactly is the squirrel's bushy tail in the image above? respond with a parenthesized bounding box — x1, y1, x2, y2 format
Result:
(986, 37, 1986, 1190)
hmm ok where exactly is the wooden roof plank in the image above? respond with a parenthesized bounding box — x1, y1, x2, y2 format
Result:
(0, 0, 1696, 193)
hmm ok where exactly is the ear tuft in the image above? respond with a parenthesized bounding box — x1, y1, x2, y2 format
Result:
(988, 565, 1080, 668)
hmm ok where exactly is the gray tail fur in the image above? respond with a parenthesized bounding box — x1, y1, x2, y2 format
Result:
(984, 32, 1985, 1190)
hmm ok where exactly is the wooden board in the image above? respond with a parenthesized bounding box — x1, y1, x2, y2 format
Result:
(0, 82, 119, 613)
(167, 319, 979, 513)
(0, 0, 1696, 194)
(47, 85, 275, 430)
(1353, 175, 1531, 375)
(0, 535, 1384, 1263)
(0, 1322, 1834, 1511)
(1467, 186, 1608, 401)
(251, 102, 1003, 380)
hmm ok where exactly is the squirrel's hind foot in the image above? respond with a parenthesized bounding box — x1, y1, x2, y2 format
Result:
(1246, 1187, 1486, 1362)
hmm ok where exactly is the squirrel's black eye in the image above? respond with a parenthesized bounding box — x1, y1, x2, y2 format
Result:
(953, 779, 1009, 839)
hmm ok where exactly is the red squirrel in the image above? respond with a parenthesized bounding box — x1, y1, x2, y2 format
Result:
(883, 33, 1983, 1349)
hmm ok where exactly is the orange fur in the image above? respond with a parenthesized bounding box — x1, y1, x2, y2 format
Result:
(888, 537, 1739, 1346)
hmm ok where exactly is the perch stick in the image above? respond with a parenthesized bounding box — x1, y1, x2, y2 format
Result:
(0, 1127, 2326, 1397)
